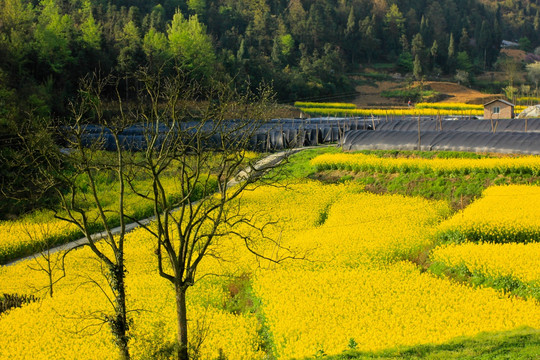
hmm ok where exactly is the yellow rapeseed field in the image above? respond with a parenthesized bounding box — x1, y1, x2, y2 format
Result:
(431, 242, 540, 283)
(437, 185, 540, 243)
(1, 181, 539, 359)
(299, 103, 525, 117)
(0, 218, 79, 262)
(311, 152, 540, 176)
(300, 107, 484, 117)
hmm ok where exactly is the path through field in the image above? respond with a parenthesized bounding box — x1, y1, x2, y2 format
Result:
(4, 147, 311, 266)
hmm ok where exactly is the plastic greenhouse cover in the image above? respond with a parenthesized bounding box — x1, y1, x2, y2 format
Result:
(368, 118, 540, 132)
(75, 118, 366, 151)
(342, 130, 540, 154)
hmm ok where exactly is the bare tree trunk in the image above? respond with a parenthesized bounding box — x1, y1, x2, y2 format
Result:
(111, 261, 130, 360)
(175, 283, 189, 360)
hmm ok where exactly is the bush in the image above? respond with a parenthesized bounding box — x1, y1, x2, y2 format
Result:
(0, 293, 38, 315)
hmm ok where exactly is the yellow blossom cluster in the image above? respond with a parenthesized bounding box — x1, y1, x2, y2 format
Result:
(437, 185, 540, 243)
(1, 181, 540, 359)
(311, 152, 540, 176)
(415, 102, 484, 110)
(0, 217, 80, 264)
(294, 101, 356, 109)
(431, 242, 540, 283)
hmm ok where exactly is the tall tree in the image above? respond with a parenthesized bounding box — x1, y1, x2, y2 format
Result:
(345, 7, 358, 63)
(413, 54, 422, 80)
(31, 75, 136, 360)
(0, 0, 35, 78)
(79, 0, 102, 50)
(477, 20, 491, 70)
(458, 27, 470, 53)
(167, 10, 216, 81)
(34, 0, 74, 74)
(123, 69, 292, 360)
(411, 32, 424, 58)
(447, 32, 456, 73)
(383, 4, 405, 58)
(359, 15, 380, 63)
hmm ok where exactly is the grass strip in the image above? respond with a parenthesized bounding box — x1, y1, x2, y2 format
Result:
(429, 261, 540, 301)
(299, 327, 540, 360)
(294, 102, 356, 109)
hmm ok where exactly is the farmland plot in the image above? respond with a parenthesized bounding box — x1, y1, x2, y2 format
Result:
(1, 182, 539, 359)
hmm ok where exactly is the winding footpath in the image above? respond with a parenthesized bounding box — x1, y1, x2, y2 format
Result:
(4, 147, 316, 267)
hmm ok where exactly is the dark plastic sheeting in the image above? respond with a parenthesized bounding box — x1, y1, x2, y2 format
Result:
(342, 130, 540, 154)
(76, 118, 368, 151)
(369, 118, 540, 133)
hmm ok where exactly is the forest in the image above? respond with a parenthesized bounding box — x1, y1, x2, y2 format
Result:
(1, 0, 540, 121)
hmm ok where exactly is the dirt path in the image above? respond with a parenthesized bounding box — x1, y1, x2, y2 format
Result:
(4, 147, 315, 267)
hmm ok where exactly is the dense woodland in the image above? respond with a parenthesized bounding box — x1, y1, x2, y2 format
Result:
(2, 0, 540, 119)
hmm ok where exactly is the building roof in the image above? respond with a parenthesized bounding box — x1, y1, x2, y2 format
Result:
(483, 99, 515, 107)
(501, 40, 519, 48)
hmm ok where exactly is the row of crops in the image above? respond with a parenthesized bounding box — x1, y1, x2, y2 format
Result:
(1, 152, 540, 359)
(294, 101, 527, 117)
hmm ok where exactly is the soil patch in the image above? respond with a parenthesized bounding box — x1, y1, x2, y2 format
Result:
(351, 79, 502, 106)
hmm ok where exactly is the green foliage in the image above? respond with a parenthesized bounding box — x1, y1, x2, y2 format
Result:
(456, 51, 473, 72)
(294, 102, 356, 109)
(167, 10, 215, 80)
(429, 261, 540, 301)
(355, 72, 393, 81)
(0, 0, 518, 109)
(519, 36, 532, 52)
(79, 0, 101, 50)
(264, 146, 339, 182)
(143, 27, 169, 65)
(397, 52, 413, 73)
(279, 34, 295, 57)
(380, 89, 439, 102)
(303, 327, 540, 360)
(34, 0, 74, 73)
(0, 293, 38, 316)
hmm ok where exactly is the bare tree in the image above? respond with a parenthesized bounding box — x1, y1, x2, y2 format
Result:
(45, 75, 135, 360)
(23, 223, 69, 298)
(25, 67, 294, 360)
(122, 68, 296, 360)
(526, 62, 540, 97)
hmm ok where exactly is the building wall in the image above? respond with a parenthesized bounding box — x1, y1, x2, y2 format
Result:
(484, 102, 514, 119)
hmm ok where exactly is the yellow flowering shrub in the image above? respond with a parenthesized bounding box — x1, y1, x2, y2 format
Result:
(300, 104, 524, 117)
(415, 102, 483, 110)
(294, 102, 356, 109)
(431, 242, 540, 283)
(437, 185, 540, 243)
